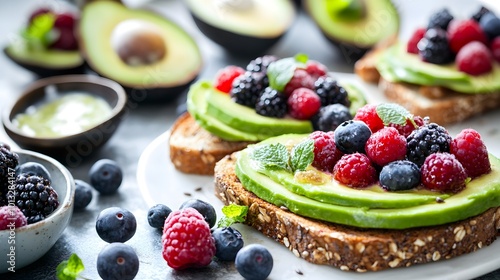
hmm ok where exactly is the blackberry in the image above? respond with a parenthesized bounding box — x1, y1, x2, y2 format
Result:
(418, 28, 454, 64)
(230, 71, 268, 107)
(0, 143, 19, 205)
(255, 87, 287, 118)
(246, 55, 279, 73)
(312, 103, 352, 131)
(14, 174, 59, 224)
(314, 76, 350, 107)
(471, 6, 491, 22)
(406, 123, 452, 167)
(427, 8, 454, 30)
(379, 160, 421, 191)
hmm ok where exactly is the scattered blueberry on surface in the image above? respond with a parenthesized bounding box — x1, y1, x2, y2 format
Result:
(179, 199, 217, 228)
(97, 242, 139, 280)
(235, 244, 273, 280)
(73, 179, 93, 210)
(147, 204, 172, 229)
(15, 162, 51, 183)
(212, 227, 244, 261)
(89, 159, 123, 195)
(96, 207, 137, 243)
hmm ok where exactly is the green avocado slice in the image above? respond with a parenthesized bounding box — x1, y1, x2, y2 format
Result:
(235, 136, 500, 229)
(4, 45, 83, 69)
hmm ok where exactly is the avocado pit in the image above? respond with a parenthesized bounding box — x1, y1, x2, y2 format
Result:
(110, 19, 166, 66)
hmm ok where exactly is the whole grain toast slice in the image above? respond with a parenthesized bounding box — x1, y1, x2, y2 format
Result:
(354, 48, 500, 125)
(214, 153, 500, 272)
(169, 113, 254, 175)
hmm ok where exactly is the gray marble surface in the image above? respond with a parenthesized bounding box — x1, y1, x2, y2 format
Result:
(0, 0, 499, 279)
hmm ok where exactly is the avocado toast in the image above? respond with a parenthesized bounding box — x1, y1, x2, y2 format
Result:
(169, 54, 366, 175)
(214, 103, 500, 272)
(354, 6, 500, 124)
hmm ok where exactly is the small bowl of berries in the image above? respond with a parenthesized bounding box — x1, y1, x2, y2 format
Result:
(0, 143, 75, 273)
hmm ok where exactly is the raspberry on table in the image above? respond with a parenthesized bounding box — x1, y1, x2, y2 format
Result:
(421, 152, 467, 193)
(418, 28, 454, 64)
(427, 8, 454, 30)
(162, 208, 215, 270)
(313, 76, 350, 107)
(311, 103, 352, 132)
(407, 27, 426, 54)
(305, 60, 328, 79)
(353, 104, 384, 133)
(365, 127, 407, 167)
(0, 206, 27, 230)
(283, 69, 315, 96)
(333, 153, 377, 188)
(287, 88, 321, 120)
(213, 65, 246, 93)
(309, 131, 343, 172)
(450, 128, 491, 178)
(255, 87, 288, 118)
(388, 115, 425, 137)
(406, 123, 451, 166)
(379, 160, 421, 191)
(447, 19, 488, 54)
(456, 41, 493, 76)
(231, 71, 268, 107)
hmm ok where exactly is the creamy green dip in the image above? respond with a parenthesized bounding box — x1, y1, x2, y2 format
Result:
(13, 93, 112, 138)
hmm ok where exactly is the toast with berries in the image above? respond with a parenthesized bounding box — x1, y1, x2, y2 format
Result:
(355, 6, 500, 125)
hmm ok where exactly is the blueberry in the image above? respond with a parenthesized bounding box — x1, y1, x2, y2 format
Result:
(96, 207, 136, 243)
(334, 120, 372, 154)
(74, 179, 93, 210)
(15, 162, 51, 182)
(179, 199, 217, 228)
(235, 244, 273, 280)
(379, 160, 421, 191)
(89, 159, 123, 195)
(311, 103, 352, 131)
(147, 204, 172, 229)
(212, 227, 244, 261)
(97, 242, 139, 280)
(480, 12, 500, 40)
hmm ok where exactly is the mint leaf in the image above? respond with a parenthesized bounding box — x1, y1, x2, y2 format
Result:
(267, 54, 308, 91)
(56, 253, 85, 280)
(290, 139, 314, 172)
(217, 204, 248, 228)
(251, 143, 290, 170)
(21, 13, 55, 50)
(376, 103, 412, 126)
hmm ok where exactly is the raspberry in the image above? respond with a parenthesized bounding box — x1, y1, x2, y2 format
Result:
(427, 8, 454, 30)
(309, 131, 343, 172)
(283, 69, 315, 96)
(0, 206, 27, 230)
(490, 36, 500, 63)
(365, 127, 406, 166)
(388, 115, 425, 137)
(162, 208, 215, 270)
(255, 87, 288, 118)
(50, 27, 78, 50)
(447, 19, 488, 54)
(418, 28, 454, 64)
(450, 129, 491, 178)
(406, 123, 451, 166)
(54, 12, 77, 30)
(287, 88, 321, 120)
(333, 153, 377, 188)
(313, 76, 350, 107)
(305, 60, 328, 79)
(456, 41, 493, 76)
(407, 27, 426, 54)
(421, 153, 467, 193)
(213, 65, 245, 93)
(353, 104, 384, 133)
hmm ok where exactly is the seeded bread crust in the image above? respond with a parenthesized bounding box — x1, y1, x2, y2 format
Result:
(214, 153, 500, 272)
(168, 113, 254, 175)
(354, 48, 500, 125)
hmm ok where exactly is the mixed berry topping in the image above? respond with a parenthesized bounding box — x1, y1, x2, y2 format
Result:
(365, 127, 406, 167)
(353, 104, 384, 133)
(309, 131, 343, 172)
(408, 6, 500, 75)
(312, 103, 352, 132)
(406, 123, 451, 167)
(255, 87, 288, 118)
(283, 68, 315, 96)
(314, 75, 350, 107)
(287, 88, 321, 120)
(230, 71, 269, 107)
(421, 153, 467, 193)
(450, 128, 491, 178)
(246, 55, 279, 73)
(379, 160, 421, 191)
(334, 120, 372, 154)
(333, 153, 377, 189)
(213, 65, 245, 93)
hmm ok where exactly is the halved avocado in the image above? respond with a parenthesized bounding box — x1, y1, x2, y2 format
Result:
(4, 42, 85, 77)
(78, 1, 202, 102)
(184, 0, 296, 57)
(303, 0, 399, 63)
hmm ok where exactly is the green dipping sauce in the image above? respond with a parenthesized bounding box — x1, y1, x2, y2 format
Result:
(13, 93, 113, 138)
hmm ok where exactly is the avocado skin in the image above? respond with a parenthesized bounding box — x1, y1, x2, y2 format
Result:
(3, 47, 86, 77)
(190, 14, 285, 57)
(120, 78, 197, 103)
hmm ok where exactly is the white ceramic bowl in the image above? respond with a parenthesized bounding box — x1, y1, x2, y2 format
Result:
(0, 150, 75, 273)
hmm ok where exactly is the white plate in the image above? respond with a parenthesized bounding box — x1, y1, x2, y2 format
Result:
(137, 74, 500, 280)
